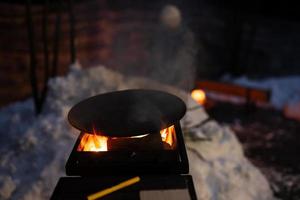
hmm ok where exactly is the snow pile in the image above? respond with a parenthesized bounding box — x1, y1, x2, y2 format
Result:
(0, 176, 15, 199)
(231, 76, 300, 109)
(184, 98, 273, 200)
(0, 64, 274, 200)
(0, 63, 125, 200)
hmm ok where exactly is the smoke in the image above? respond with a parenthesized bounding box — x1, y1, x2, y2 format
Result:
(112, 4, 198, 92)
(147, 4, 198, 91)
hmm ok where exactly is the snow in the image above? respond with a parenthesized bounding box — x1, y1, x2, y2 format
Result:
(185, 113, 273, 200)
(230, 76, 300, 109)
(0, 176, 16, 199)
(183, 98, 274, 200)
(0, 64, 274, 200)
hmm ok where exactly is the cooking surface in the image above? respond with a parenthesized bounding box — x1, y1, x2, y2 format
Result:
(68, 89, 186, 137)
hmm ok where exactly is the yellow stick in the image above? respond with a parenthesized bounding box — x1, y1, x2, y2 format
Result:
(87, 176, 140, 200)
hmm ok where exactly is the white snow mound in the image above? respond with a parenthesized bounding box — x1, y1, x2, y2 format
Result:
(0, 64, 274, 200)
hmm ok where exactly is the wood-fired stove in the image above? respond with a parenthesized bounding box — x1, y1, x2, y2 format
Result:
(51, 89, 197, 200)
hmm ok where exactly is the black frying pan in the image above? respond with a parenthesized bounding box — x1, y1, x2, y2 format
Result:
(68, 89, 186, 137)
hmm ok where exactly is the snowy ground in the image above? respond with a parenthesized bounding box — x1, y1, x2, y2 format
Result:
(0, 64, 274, 200)
(225, 76, 300, 109)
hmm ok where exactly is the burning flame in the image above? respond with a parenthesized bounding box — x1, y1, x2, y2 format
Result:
(160, 125, 175, 146)
(77, 133, 108, 152)
(77, 126, 176, 152)
(191, 89, 206, 105)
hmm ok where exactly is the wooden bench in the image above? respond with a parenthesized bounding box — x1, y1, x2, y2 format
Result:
(195, 80, 271, 105)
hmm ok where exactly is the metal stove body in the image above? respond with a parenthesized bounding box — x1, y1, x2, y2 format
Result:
(66, 122, 189, 176)
(51, 89, 197, 200)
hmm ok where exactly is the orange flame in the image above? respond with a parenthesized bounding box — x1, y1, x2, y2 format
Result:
(160, 125, 175, 146)
(78, 125, 176, 152)
(191, 89, 206, 105)
(77, 133, 108, 152)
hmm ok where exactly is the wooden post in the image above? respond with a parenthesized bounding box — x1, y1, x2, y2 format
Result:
(68, 0, 76, 64)
(52, 0, 62, 77)
(25, 0, 76, 114)
(40, 0, 50, 110)
(26, 0, 41, 114)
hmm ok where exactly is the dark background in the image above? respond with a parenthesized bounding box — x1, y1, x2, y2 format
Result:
(1, 0, 300, 107)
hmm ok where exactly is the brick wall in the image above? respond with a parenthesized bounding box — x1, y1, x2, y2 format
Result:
(0, 1, 158, 107)
(1, 0, 300, 107)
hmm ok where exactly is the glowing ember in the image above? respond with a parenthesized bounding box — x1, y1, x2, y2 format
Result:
(191, 89, 206, 105)
(77, 134, 108, 152)
(130, 134, 149, 138)
(111, 134, 149, 139)
(160, 125, 175, 146)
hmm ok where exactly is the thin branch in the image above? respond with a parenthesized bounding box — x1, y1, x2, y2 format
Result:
(186, 146, 206, 161)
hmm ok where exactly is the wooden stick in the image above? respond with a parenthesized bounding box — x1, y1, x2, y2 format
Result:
(87, 176, 140, 200)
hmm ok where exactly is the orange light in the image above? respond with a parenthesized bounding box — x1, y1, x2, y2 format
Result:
(78, 126, 176, 152)
(77, 133, 108, 152)
(191, 89, 206, 105)
(160, 125, 175, 146)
